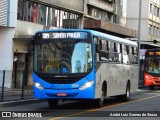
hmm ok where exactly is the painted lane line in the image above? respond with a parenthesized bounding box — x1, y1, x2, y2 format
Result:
(49, 94, 160, 120)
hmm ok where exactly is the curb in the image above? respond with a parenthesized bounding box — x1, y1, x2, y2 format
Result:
(0, 99, 46, 108)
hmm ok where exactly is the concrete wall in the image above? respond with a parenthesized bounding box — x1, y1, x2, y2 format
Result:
(15, 20, 43, 36)
(0, 27, 14, 88)
(0, 0, 17, 69)
(120, 0, 127, 27)
(87, 0, 114, 12)
(13, 40, 29, 53)
(0, 27, 14, 70)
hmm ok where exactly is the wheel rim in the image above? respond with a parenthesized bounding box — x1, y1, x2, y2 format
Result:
(126, 87, 130, 99)
(101, 91, 105, 101)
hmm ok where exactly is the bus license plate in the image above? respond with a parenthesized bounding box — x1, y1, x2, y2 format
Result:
(57, 92, 67, 96)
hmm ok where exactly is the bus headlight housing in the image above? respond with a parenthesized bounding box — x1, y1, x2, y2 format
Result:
(145, 75, 151, 80)
(33, 82, 44, 90)
(79, 81, 94, 90)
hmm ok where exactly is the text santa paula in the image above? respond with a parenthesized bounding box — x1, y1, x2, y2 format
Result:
(110, 112, 158, 117)
(42, 32, 87, 39)
(11, 112, 42, 118)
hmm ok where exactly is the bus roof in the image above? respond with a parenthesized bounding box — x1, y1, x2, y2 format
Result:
(35, 29, 137, 47)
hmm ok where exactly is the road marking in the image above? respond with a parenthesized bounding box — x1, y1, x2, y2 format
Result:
(49, 94, 160, 120)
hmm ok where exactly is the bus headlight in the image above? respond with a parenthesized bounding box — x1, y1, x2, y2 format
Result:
(33, 82, 44, 90)
(145, 75, 151, 80)
(79, 81, 94, 90)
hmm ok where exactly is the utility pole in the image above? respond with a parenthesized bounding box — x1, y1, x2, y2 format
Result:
(138, 0, 142, 87)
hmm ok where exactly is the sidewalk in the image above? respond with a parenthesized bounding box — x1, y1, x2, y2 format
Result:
(0, 98, 45, 108)
(0, 89, 42, 108)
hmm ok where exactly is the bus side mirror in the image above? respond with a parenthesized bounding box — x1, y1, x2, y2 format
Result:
(96, 44, 100, 53)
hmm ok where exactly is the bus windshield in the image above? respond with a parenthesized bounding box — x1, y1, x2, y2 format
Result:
(34, 41, 92, 74)
(145, 56, 160, 74)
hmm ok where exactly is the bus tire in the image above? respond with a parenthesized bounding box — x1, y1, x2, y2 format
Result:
(123, 82, 130, 102)
(48, 99, 58, 108)
(149, 86, 154, 90)
(94, 86, 105, 108)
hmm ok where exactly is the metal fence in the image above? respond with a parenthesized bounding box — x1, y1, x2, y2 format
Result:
(0, 70, 33, 102)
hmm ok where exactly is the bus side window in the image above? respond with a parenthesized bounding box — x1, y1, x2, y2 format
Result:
(116, 43, 121, 63)
(114, 43, 119, 62)
(109, 41, 115, 62)
(114, 43, 118, 62)
(100, 40, 109, 61)
(126, 45, 130, 64)
(94, 37, 100, 61)
(126, 45, 129, 54)
(119, 44, 122, 63)
(122, 45, 129, 64)
(132, 47, 138, 64)
(134, 47, 138, 63)
(128, 46, 133, 64)
(122, 45, 128, 64)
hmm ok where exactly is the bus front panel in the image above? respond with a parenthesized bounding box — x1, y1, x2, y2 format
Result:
(33, 71, 95, 99)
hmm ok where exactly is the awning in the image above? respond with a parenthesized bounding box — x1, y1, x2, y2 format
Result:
(13, 35, 34, 41)
(83, 19, 138, 38)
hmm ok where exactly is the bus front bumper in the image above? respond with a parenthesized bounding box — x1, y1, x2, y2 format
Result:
(145, 79, 160, 86)
(33, 86, 95, 99)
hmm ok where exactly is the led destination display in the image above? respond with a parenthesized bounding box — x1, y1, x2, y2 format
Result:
(41, 32, 88, 39)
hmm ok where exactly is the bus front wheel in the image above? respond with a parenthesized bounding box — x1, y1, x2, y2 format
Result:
(94, 86, 105, 108)
(48, 99, 59, 108)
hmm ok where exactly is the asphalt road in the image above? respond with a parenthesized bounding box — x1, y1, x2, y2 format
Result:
(1, 87, 160, 120)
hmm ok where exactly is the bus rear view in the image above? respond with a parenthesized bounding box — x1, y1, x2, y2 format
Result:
(144, 49, 160, 90)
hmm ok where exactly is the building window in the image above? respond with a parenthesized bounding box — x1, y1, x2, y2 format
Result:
(149, 25, 152, 35)
(88, 6, 113, 22)
(154, 6, 156, 16)
(17, 0, 24, 20)
(150, 3, 152, 14)
(157, 8, 159, 17)
(157, 27, 159, 36)
(17, 0, 81, 28)
(153, 27, 155, 36)
(101, 11, 107, 21)
(153, 26, 156, 36)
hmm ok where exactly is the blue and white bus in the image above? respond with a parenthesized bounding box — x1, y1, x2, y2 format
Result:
(33, 29, 138, 108)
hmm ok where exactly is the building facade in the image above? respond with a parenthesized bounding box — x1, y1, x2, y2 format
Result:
(0, 0, 17, 70)
(0, 0, 17, 88)
(126, 0, 160, 47)
(0, 0, 138, 88)
(126, 0, 160, 84)
(83, 0, 138, 38)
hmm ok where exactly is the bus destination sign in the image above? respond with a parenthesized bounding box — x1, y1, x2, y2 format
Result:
(41, 32, 88, 39)
(148, 52, 160, 56)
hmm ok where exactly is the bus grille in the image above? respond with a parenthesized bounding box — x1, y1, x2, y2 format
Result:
(40, 76, 82, 84)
